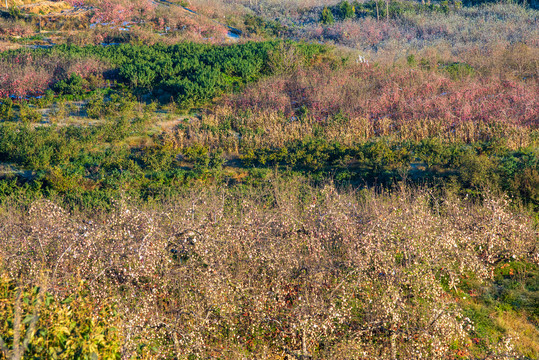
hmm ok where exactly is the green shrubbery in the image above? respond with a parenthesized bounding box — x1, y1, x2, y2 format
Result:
(0, 98, 14, 121)
(0, 275, 122, 359)
(320, 6, 335, 24)
(0, 112, 536, 210)
(321, 0, 464, 22)
(32, 41, 327, 107)
(52, 73, 87, 96)
(0, 41, 328, 109)
(241, 137, 539, 208)
(243, 14, 288, 38)
(320, 0, 536, 24)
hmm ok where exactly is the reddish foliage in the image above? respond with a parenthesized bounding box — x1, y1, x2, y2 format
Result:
(152, 6, 229, 43)
(230, 64, 539, 126)
(65, 0, 155, 24)
(0, 54, 107, 98)
(321, 18, 397, 48)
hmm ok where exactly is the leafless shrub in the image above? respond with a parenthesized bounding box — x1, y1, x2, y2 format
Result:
(0, 181, 536, 358)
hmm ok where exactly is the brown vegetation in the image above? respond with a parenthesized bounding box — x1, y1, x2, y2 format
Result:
(19, 1, 72, 15)
(0, 1, 537, 358)
(1, 181, 537, 358)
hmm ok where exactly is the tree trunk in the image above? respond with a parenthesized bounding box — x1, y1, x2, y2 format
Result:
(390, 313, 397, 360)
(302, 327, 307, 356)
(390, 331, 397, 360)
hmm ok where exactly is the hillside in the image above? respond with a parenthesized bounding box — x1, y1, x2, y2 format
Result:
(0, 0, 537, 359)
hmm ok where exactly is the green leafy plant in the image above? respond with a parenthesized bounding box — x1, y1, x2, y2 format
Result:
(320, 6, 335, 25)
(338, 0, 356, 19)
(0, 275, 122, 359)
(52, 73, 87, 96)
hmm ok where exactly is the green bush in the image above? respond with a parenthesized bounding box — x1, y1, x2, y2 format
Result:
(349, 0, 463, 19)
(5, 41, 329, 109)
(18, 101, 42, 124)
(0, 275, 122, 359)
(183, 144, 225, 172)
(140, 144, 178, 173)
(84, 91, 106, 119)
(338, 0, 356, 19)
(320, 6, 335, 25)
(442, 62, 476, 80)
(243, 14, 288, 38)
(0, 98, 14, 121)
(52, 73, 87, 96)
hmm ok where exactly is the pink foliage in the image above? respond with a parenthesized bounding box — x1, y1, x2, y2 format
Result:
(93, 0, 155, 23)
(300, 18, 398, 48)
(65, 0, 155, 24)
(154, 6, 228, 43)
(0, 67, 50, 99)
(0, 54, 107, 98)
(231, 65, 539, 126)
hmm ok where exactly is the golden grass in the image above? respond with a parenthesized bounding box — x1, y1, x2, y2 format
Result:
(5, 0, 38, 5)
(173, 105, 538, 155)
(497, 311, 539, 359)
(19, 1, 72, 14)
(0, 40, 22, 51)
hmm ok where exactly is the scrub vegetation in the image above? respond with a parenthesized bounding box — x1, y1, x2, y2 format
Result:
(0, 0, 537, 359)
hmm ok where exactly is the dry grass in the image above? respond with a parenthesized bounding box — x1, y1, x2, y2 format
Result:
(173, 106, 537, 155)
(0, 39, 22, 50)
(497, 312, 539, 358)
(5, 0, 44, 6)
(19, 1, 72, 14)
(0, 18, 34, 37)
(291, 3, 539, 62)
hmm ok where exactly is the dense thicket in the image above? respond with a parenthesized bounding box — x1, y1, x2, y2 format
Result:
(0, 118, 536, 213)
(0, 41, 328, 105)
(320, 0, 538, 21)
(1, 181, 538, 359)
(0, 1, 538, 357)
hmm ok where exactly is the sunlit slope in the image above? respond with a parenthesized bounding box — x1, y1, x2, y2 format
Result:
(3, 0, 72, 14)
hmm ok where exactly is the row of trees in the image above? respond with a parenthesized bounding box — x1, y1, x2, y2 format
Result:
(1, 180, 537, 358)
(319, 0, 534, 24)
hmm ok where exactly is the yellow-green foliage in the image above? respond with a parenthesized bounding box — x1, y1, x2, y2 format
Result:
(0, 274, 122, 359)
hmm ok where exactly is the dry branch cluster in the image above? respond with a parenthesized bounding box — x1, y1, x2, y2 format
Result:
(0, 181, 536, 358)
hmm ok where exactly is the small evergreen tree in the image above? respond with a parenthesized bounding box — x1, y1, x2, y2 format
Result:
(320, 6, 335, 25)
(352, 0, 362, 15)
(338, 0, 355, 19)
